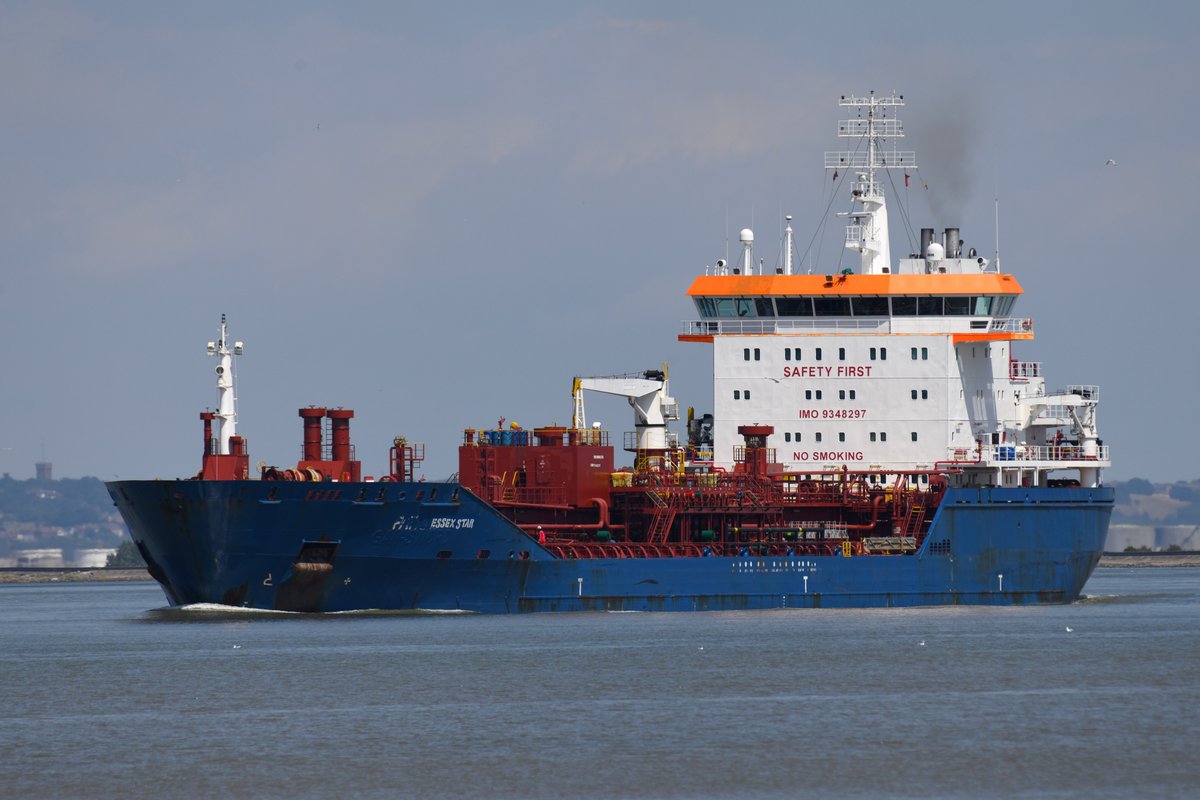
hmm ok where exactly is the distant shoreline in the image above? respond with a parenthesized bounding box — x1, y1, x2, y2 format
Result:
(2, 552, 1198, 585)
(1096, 552, 1200, 568)
(0, 567, 152, 584)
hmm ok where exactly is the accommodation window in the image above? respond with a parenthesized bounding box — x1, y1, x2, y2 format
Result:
(921, 347, 929, 360)
(815, 347, 823, 361)
(849, 390, 856, 400)
(744, 390, 750, 400)
(838, 347, 846, 361)
(743, 348, 750, 361)
(880, 347, 887, 360)
(785, 432, 792, 442)
(911, 389, 918, 400)
(785, 347, 791, 361)
(838, 432, 846, 442)
(870, 347, 876, 360)
(754, 348, 761, 361)
(880, 432, 887, 442)
(734, 390, 740, 399)
(922, 390, 928, 399)
(815, 432, 823, 442)
(794, 432, 802, 442)
(816, 390, 822, 400)
(805, 390, 812, 400)
(911, 432, 919, 442)
(839, 390, 846, 400)
(870, 432, 877, 442)
(911, 347, 918, 360)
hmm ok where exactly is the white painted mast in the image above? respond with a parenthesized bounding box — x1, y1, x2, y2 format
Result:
(783, 215, 794, 275)
(825, 91, 916, 274)
(206, 314, 244, 455)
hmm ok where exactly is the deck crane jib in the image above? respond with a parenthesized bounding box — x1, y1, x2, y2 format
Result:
(572, 366, 679, 452)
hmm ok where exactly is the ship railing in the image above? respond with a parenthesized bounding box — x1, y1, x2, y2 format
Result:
(825, 150, 916, 169)
(945, 444, 1110, 465)
(681, 318, 890, 336)
(623, 430, 680, 451)
(1009, 360, 1041, 380)
(1066, 385, 1100, 401)
(989, 317, 1034, 334)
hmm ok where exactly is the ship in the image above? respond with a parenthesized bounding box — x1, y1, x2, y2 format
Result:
(108, 92, 1113, 613)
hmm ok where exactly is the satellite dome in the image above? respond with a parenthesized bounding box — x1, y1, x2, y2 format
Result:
(740, 228, 754, 243)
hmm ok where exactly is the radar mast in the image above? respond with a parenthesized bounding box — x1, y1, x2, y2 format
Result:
(825, 91, 917, 274)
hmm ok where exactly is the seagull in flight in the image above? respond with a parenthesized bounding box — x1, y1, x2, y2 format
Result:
(1105, 159, 1117, 166)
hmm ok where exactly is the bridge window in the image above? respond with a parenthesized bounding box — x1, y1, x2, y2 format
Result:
(973, 296, 993, 315)
(917, 297, 942, 315)
(776, 297, 813, 316)
(944, 296, 972, 315)
(892, 297, 917, 315)
(851, 297, 890, 316)
(813, 297, 852, 316)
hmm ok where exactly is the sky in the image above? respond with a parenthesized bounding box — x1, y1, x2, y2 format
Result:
(1, 0, 1197, 483)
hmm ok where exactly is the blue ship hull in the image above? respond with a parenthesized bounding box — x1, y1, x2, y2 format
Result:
(108, 480, 1113, 613)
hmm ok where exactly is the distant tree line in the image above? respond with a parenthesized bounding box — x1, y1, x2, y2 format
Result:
(106, 540, 147, 568)
(0, 474, 115, 527)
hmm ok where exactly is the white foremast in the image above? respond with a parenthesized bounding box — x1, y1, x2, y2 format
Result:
(206, 314, 244, 455)
(825, 92, 916, 275)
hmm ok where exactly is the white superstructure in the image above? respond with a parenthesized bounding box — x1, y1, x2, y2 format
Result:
(206, 314, 244, 455)
(681, 92, 1109, 489)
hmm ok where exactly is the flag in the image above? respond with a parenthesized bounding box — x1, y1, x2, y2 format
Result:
(832, 169, 838, 181)
(904, 173, 910, 188)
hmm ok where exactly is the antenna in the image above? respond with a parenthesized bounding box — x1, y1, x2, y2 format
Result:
(994, 160, 1002, 271)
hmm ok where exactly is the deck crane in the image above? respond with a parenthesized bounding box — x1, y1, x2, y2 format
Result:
(571, 364, 680, 452)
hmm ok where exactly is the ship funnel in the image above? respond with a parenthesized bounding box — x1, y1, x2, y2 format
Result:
(920, 228, 934, 259)
(327, 409, 355, 462)
(299, 407, 327, 460)
(943, 228, 960, 258)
